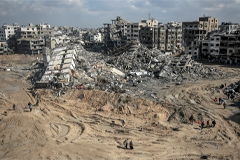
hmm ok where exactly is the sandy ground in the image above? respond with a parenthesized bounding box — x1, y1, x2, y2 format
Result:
(0, 55, 240, 160)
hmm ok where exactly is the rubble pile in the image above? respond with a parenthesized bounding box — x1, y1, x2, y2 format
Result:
(105, 42, 225, 83)
(106, 43, 168, 71)
(74, 46, 126, 93)
(224, 81, 240, 100)
(32, 41, 228, 100)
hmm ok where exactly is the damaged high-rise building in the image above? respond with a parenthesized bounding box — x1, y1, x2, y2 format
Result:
(126, 19, 182, 53)
(158, 21, 183, 53)
(139, 19, 159, 49)
(202, 24, 240, 64)
(103, 16, 131, 52)
(182, 16, 218, 59)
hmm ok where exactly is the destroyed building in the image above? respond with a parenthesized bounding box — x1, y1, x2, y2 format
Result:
(30, 39, 228, 102)
(17, 38, 45, 54)
(126, 19, 182, 53)
(127, 19, 158, 42)
(182, 16, 219, 59)
(139, 19, 159, 49)
(0, 23, 20, 42)
(158, 24, 167, 51)
(202, 35, 220, 59)
(36, 47, 77, 88)
(158, 22, 183, 53)
(219, 22, 240, 33)
(202, 29, 240, 64)
(0, 42, 13, 55)
(15, 24, 38, 39)
(103, 16, 131, 51)
(0, 23, 20, 50)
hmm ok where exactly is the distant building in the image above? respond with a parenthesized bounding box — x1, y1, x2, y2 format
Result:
(182, 16, 219, 59)
(164, 22, 182, 53)
(219, 22, 240, 34)
(158, 24, 167, 51)
(202, 28, 240, 64)
(103, 16, 131, 49)
(17, 38, 45, 54)
(0, 42, 8, 55)
(0, 23, 20, 42)
(90, 33, 102, 42)
(126, 19, 182, 52)
(202, 35, 221, 58)
(127, 19, 158, 42)
(139, 24, 159, 49)
(15, 25, 38, 39)
(126, 23, 142, 41)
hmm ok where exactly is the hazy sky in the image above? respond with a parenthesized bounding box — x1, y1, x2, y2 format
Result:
(0, 0, 240, 28)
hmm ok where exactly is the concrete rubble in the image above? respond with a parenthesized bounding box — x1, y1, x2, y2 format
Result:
(224, 81, 240, 100)
(30, 41, 228, 100)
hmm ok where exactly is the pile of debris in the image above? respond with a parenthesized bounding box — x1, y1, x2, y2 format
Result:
(31, 41, 228, 100)
(224, 81, 240, 100)
(106, 42, 225, 83)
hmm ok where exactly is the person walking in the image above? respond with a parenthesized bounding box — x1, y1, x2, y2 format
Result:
(13, 104, 15, 110)
(36, 99, 39, 106)
(207, 120, 210, 128)
(189, 115, 194, 125)
(129, 140, 134, 149)
(28, 102, 32, 112)
(223, 100, 227, 109)
(212, 120, 216, 128)
(123, 139, 128, 149)
(201, 121, 205, 130)
(214, 97, 218, 102)
(219, 97, 222, 105)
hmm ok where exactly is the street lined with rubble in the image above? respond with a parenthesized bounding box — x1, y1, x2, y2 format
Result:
(0, 45, 240, 160)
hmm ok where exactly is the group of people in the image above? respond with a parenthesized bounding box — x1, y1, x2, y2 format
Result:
(201, 120, 216, 130)
(189, 115, 216, 130)
(214, 97, 228, 109)
(123, 139, 133, 149)
(12, 100, 39, 112)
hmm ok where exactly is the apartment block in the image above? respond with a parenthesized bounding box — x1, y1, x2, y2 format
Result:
(202, 35, 221, 58)
(220, 32, 240, 59)
(16, 25, 38, 39)
(157, 22, 182, 53)
(158, 25, 167, 51)
(202, 29, 240, 64)
(90, 33, 102, 42)
(166, 24, 182, 52)
(127, 23, 142, 41)
(17, 38, 45, 54)
(0, 23, 20, 42)
(139, 25, 158, 49)
(182, 16, 218, 58)
(103, 16, 130, 48)
(0, 42, 8, 55)
(219, 22, 240, 33)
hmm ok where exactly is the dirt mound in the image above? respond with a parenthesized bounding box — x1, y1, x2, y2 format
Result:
(67, 89, 170, 121)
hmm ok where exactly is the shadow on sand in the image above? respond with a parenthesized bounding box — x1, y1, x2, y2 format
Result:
(117, 146, 130, 150)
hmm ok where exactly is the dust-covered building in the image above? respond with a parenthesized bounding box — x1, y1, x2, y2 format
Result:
(202, 27, 240, 64)
(182, 16, 219, 59)
(103, 16, 131, 51)
(17, 38, 45, 54)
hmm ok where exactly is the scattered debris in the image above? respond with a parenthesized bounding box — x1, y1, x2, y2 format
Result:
(27, 41, 228, 101)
